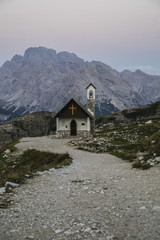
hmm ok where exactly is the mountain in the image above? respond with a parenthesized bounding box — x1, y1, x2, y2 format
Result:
(0, 46, 160, 123)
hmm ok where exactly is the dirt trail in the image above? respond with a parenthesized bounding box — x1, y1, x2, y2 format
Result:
(0, 136, 160, 240)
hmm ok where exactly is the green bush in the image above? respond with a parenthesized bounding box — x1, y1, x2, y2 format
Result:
(132, 161, 151, 170)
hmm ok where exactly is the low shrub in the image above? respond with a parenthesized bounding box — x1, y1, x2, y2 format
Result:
(132, 161, 151, 170)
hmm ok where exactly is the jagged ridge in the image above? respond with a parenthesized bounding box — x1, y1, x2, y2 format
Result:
(0, 46, 160, 122)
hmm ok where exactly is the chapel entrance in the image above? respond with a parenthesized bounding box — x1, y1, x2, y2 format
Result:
(70, 120, 77, 136)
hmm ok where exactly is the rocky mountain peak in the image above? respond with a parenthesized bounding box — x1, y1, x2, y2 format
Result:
(57, 51, 83, 62)
(0, 46, 160, 122)
(23, 47, 57, 64)
(134, 69, 148, 76)
(12, 55, 23, 63)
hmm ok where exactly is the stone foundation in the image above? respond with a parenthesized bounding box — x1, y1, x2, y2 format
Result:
(56, 130, 91, 138)
(56, 130, 70, 138)
(77, 130, 91, 138)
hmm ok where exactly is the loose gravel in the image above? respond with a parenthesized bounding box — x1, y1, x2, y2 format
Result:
(0, 136, 160, 240)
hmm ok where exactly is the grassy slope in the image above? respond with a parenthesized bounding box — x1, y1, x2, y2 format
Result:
(71, 118, 160, 169)
(0, 141, 72, 187)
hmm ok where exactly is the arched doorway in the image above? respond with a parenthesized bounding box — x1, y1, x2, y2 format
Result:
(70, 120, 77, 136)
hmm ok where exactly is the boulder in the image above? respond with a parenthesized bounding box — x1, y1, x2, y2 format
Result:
(0, 111, 56, 148)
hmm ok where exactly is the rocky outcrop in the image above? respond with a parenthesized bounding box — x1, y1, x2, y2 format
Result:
(0, 112, 56, 148)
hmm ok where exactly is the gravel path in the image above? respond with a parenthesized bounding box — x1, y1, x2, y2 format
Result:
(0, 136, 160, 240)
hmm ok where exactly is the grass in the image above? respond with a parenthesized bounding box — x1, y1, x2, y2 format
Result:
(0, 140, 72, 208)
(0, 144, 72, 188)
(0, 139, 19, 153)
(143, 130, 160, 157)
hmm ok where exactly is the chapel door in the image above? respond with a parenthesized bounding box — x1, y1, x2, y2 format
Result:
(70, 120, 77, 136)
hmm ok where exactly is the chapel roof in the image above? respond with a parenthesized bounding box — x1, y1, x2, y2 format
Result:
(54, 98, 94, 119)
(86, 83, 96, 89)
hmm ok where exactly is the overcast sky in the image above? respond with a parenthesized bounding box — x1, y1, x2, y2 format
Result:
(0, 0, 160, 75)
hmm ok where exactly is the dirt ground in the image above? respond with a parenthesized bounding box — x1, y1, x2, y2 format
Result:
(0, 136, 160, 240)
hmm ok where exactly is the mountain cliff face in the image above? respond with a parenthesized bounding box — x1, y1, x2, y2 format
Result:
(0, 46, 160, 122)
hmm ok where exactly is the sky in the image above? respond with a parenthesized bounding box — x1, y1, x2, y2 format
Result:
(0, 0, 160, 75)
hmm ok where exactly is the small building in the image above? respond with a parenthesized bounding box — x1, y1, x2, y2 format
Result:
(55, 84, 96, 137)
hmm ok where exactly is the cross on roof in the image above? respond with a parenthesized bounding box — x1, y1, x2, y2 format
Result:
(69, 104, 76, 115)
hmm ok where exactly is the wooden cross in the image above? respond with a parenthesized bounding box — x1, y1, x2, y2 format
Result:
(69, 104, 76, 115)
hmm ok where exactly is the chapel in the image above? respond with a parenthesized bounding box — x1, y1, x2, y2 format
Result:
(55, 83, 96, 137)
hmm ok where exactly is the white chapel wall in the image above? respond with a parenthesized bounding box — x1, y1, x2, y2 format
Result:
(57, 118, 91, 131)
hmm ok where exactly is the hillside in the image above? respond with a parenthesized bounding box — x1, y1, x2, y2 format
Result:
(0, 111, 55, 148)
(96, 101, 160, 126)
(70, 101, 160, 169)
(0, 46, 160, 122)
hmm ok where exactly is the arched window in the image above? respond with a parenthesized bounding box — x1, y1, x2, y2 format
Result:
(89, 90, 93, 98)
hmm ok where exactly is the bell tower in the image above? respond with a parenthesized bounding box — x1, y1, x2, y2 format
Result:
(86, 83, 96, 116)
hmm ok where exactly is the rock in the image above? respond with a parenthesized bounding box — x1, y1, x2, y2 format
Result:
(24, 236, 34, 239)
(145, 120, 152, 124)
(55, 229, 63, 234)
(147, 157, 160, 166)
(0, 111, 56, 148)
(139, 206, 146, 210)
(107, 236, 117, 240)
(100, 190, 105, 194)
(0, 187, 5, 194)
(138, 156, 144, 161)
(154, 157, 160, 164)
(153, 206, 160, 211)
(83, 227, 91, 233)
(4, 149, 10, 154)
(10, 230, 19, 233)
(77, 223, 85, 228)
(5, 181, 19, 188)
(64, 230, 72, 235)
